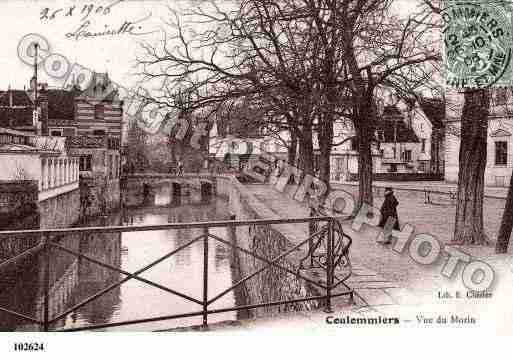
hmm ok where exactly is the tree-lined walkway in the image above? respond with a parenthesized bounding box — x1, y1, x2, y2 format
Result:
(244, 183, 513, 324)
(244, 184, 418, 312)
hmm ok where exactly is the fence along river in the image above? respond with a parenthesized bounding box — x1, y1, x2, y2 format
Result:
(0, 184, 240, 331)
(0, 180, 339, 331)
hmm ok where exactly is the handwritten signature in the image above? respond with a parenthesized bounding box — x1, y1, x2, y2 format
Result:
(41, 0, 158, 40)
(65, 13, 158, 41)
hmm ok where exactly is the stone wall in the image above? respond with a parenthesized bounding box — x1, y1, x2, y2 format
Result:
(0, 181, 40, 261)
(0, 181, 39, 229)
(38, 189, 81, 229)
(225, 177, 320, 318)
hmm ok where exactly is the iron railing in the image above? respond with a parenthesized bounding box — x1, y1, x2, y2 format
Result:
(0, 216, 353, 332)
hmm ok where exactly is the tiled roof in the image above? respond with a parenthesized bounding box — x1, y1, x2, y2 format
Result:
(47, 89, 76, 124)
(0, 107, 34, 128)
(0, 127, 32, 136)
(0, 143, 38, 153)
(0, 143, 60, 154)
(0, 90, 33, 107)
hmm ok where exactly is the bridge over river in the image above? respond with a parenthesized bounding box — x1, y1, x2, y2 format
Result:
(124, 173, 226, 200)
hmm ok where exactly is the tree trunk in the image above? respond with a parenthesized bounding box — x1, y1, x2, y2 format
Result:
(298, 119, 314, 175)
(453, 89, 490, 245)
(496, 172, 513, 253)
(318, 117, 333, 194)
(288, 130, 298, 167)
(354, 100, 374, 208)
(356, 124, 373, 208)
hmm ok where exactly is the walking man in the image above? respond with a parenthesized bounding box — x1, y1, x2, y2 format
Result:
(378, 187, 400, 243)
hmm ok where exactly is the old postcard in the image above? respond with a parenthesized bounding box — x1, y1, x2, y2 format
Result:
(0, 0, 511, 356)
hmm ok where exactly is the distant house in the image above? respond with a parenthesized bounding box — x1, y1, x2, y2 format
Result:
(445, 88, 513, 187)
(376, 104, 425, 174)
(208, 112, 288, 172)
(0, 71, 125, 212)
(0, 89, 36, 132)
(330, 98, 436, 181)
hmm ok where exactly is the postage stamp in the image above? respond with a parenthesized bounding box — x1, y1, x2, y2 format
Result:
(442, 0, 513, 88)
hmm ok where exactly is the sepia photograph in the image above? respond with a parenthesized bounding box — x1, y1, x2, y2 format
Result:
(0, 0, 511, 356)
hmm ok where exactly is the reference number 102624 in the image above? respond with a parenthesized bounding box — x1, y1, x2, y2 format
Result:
(13, 343, 45, 351)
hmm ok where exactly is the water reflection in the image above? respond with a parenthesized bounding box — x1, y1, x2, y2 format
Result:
(0, 184, 235, 331)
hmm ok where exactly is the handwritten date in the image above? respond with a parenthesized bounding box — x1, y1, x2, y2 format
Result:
(40, 0, 123, 21)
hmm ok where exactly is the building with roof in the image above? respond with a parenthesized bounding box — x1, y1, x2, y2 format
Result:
(445, 88, 513, 187)
(418, 97, 446, 175)
(0, 128, 79, 201)
(0, 70, 125, 222)
(330, 99, 435, 181)
(0, 128, 81, 229)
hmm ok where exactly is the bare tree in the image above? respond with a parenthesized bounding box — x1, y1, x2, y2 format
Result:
(494, 88, 513, 253)
(422, 0, 493, 245)
(134, 0, 436, 206)
(126, 120, 149, 172)
(497, 173, 513, 252)
(453, 89, 491, 244)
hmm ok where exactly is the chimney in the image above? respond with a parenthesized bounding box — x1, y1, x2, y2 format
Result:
(8, 86, 12, 107)
(38, 84, 49, 136)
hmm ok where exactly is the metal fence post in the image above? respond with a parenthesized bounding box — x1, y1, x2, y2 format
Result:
(325, 219, 334, 313)
(308, 208, 315, 267)
(42, 234, 50, 332)
(202, 226, 209, 327)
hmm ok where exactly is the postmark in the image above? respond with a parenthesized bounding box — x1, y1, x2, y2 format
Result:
(442, 1, 513, 88)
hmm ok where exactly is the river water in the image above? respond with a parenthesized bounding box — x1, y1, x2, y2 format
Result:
(0, 184, 241, 331)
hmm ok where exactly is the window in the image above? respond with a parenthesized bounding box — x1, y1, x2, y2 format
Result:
(496, 88, 508, 106)
(403, 150, 412, 162)
(389, 163, 397, 172)
(79, 155, 92, 171)
(421, 139, 426, 153)
(495, 141, 508, 165)
(50, 130, 62, 136)
(94, 104, 104, 120)
(336, 158, 344, 171)
(92, 129, 106, 136)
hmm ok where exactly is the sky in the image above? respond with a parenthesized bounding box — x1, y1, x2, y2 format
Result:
(0, 0, 169, 90)
(0, 0, 421, 92)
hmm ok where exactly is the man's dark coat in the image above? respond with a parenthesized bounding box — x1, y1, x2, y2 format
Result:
(378, 192, 400, 230)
